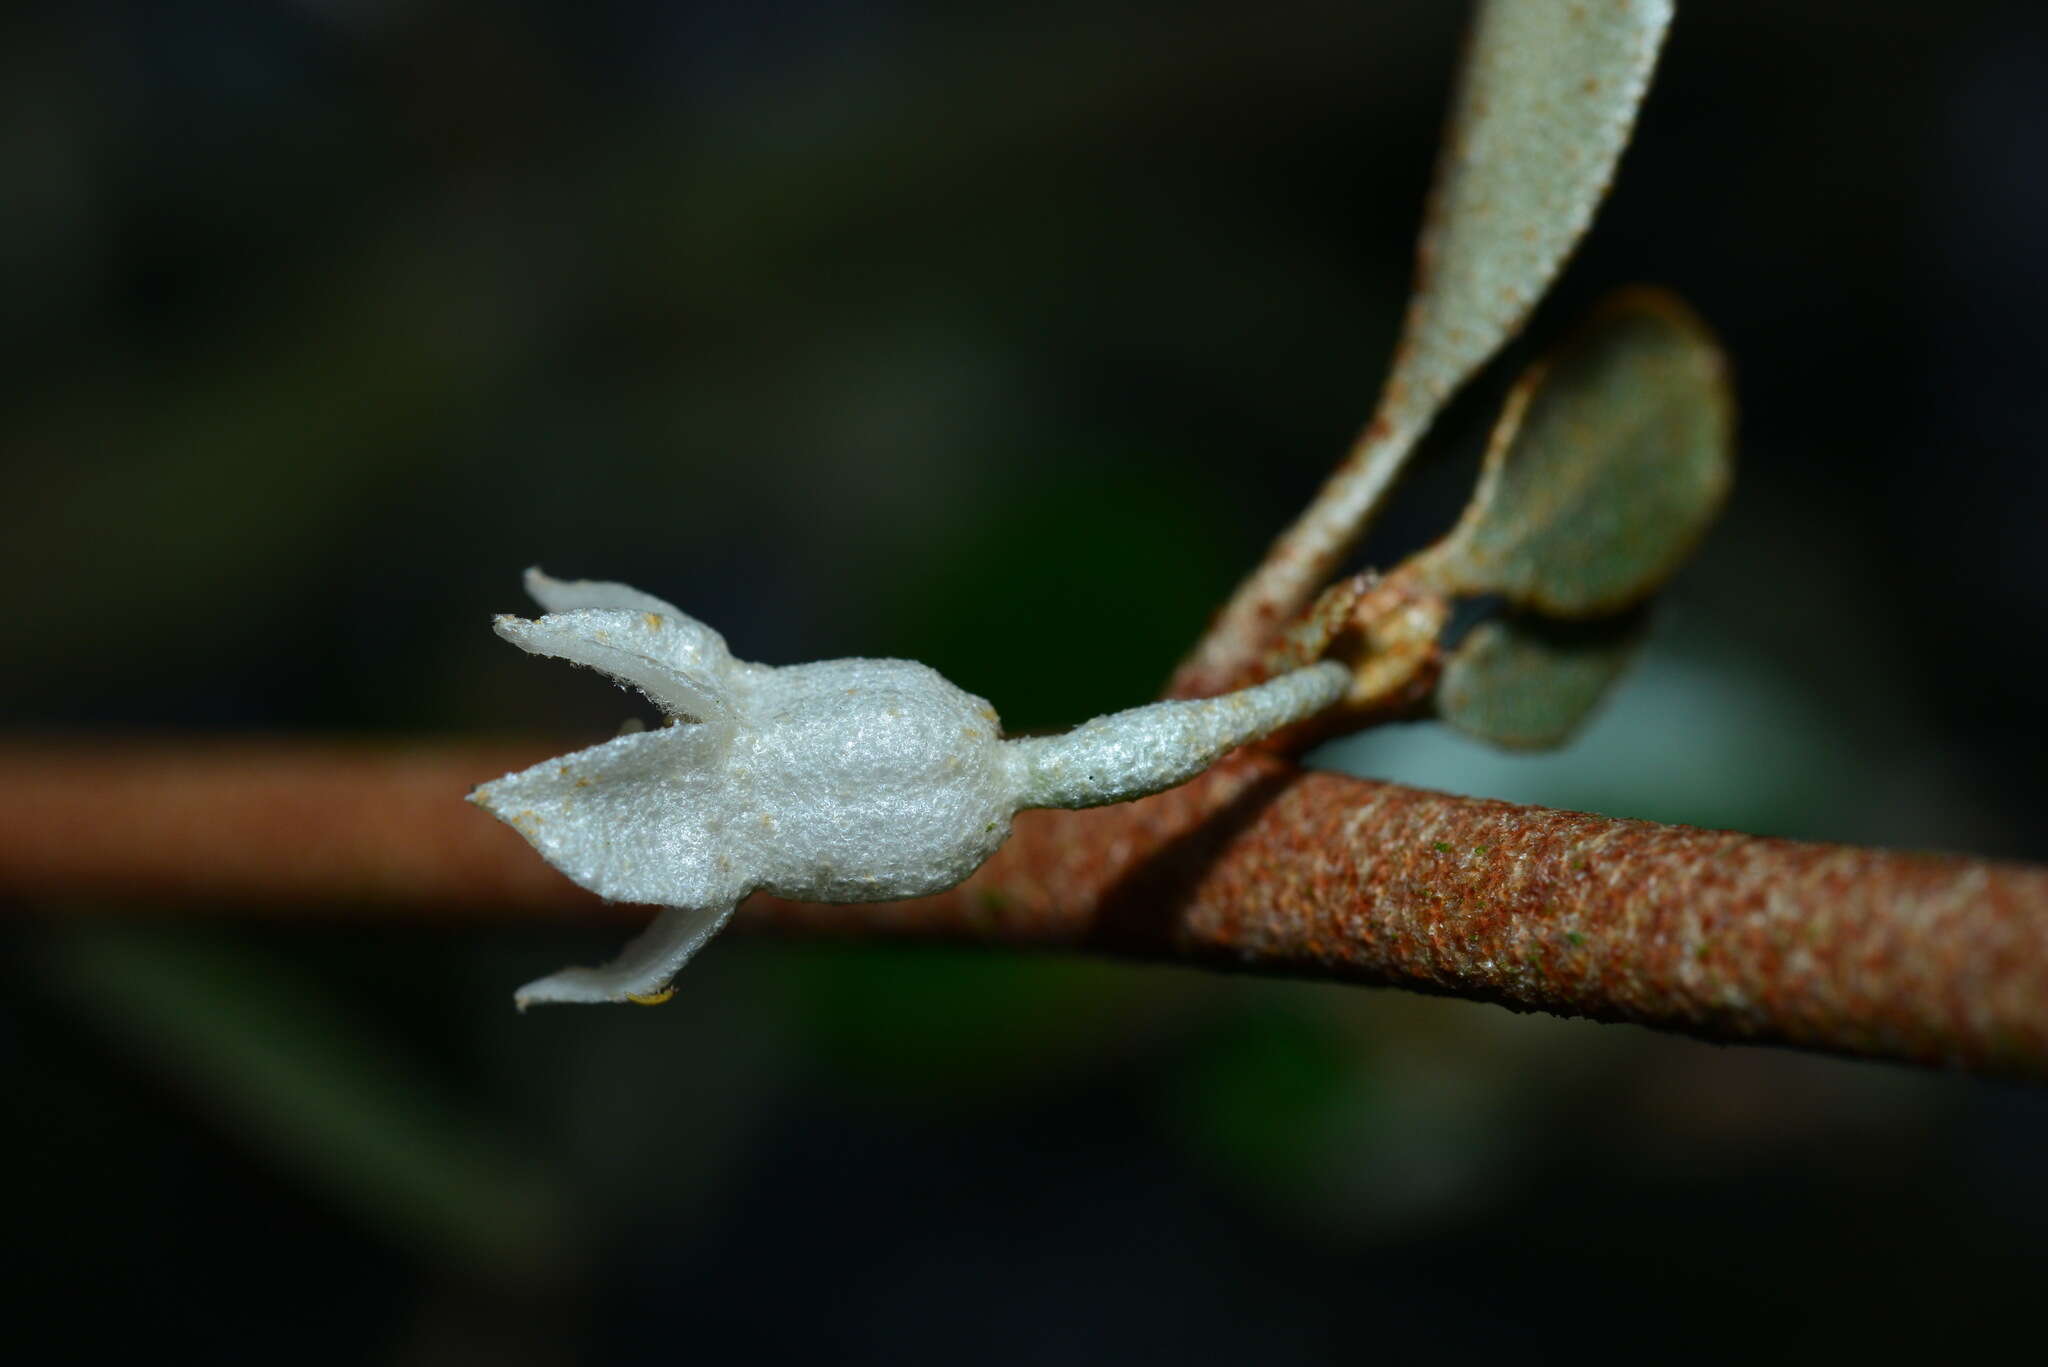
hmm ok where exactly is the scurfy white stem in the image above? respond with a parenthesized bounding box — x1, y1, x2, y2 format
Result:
(1011, 661, 1349, 810)
(1175, 420, 1421, 693)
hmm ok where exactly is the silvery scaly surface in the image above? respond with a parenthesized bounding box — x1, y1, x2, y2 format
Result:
(474, 570, 1348, 1008)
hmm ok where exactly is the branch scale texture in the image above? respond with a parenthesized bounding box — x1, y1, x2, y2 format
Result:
(1, 740, 2042, 1077)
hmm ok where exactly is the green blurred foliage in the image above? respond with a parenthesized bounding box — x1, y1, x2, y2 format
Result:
(46, 922, 567, 1283)
(769, 942, 1179, 1103)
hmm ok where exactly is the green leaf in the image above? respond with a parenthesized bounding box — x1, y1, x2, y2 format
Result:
(1378, 0, 1674, 437)
(1436, 614, 1646, 750)
(1162, 2, 1672, 694)
(1422, 287, 1735, 616)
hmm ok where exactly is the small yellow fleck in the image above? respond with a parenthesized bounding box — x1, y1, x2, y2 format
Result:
(626, 988, 676, 1006)
(643, 612, 664, 630)
(574, 777, 591, 788)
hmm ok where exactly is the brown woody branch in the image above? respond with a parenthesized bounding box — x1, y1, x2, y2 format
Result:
(2, 738, 2043, 1077)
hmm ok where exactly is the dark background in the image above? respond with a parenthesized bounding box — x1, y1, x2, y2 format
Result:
(3, 2, 2044, 1362)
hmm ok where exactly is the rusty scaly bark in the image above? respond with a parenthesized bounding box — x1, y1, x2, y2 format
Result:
(0, 739, 2042, 1077)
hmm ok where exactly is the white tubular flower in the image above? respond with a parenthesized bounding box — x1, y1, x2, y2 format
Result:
(474, 569, 1347, 1009)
